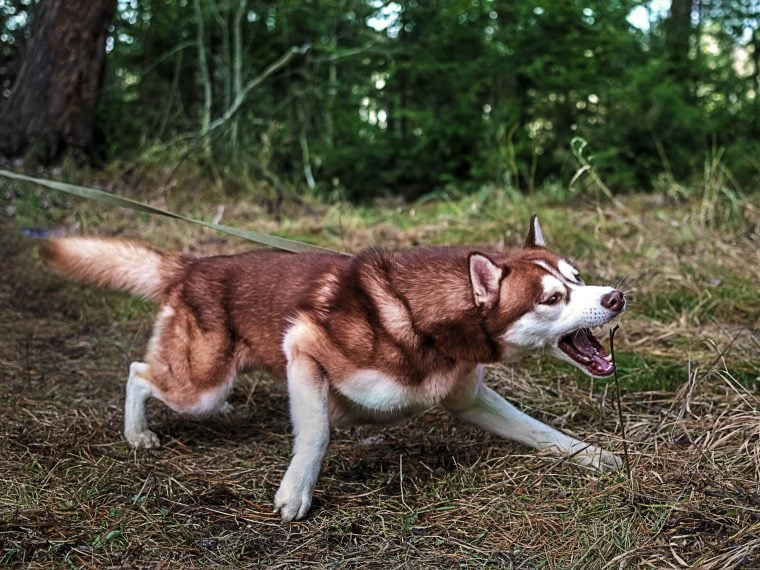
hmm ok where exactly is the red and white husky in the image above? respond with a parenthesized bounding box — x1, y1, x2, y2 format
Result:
(41, 215, 625, 521)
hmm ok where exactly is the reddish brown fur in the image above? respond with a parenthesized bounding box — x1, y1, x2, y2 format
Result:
(41, 238, 567, 414)
(39, 237, 182, 300)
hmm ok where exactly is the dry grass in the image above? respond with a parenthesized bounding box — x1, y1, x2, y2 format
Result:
(0, 190, 758, 568)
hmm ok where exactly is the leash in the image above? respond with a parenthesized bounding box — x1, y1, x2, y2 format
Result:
(0, 168, 346, 255)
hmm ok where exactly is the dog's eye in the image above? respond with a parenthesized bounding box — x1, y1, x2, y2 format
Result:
(542, 293, 562, 305)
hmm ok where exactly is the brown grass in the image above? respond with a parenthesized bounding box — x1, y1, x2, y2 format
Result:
(0, 192, 757, 568)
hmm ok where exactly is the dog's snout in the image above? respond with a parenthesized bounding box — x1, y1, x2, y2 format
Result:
(602, 290, 625, 313)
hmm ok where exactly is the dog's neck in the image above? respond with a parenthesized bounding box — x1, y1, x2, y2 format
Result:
(383, 247, 506, 364)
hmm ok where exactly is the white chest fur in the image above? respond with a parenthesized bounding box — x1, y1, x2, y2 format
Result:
(336, 365, 471, 414)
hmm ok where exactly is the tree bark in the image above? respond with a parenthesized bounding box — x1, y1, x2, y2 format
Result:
(0, 0, 116, 163)
(665, 0, 694, 76)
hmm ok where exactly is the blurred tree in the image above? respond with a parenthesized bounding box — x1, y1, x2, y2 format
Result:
(3, 0, 757, 199)
(0, 0, 33, 102)
(0, 0, 116, 163)
(665, 0, 696, 79)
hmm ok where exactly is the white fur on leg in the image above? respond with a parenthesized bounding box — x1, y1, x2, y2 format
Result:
(124, 362, 161, 449)
(274, 356, 330, 522)
(445, 380, 621, 471)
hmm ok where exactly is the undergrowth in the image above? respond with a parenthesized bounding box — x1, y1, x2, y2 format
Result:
(0, 175, 757, 568)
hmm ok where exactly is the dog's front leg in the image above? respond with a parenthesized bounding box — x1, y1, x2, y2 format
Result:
(274, 355, 330, 522)
(444, 367, 621, 471)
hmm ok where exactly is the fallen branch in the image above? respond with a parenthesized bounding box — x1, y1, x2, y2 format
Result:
(609, 324, 632, 484)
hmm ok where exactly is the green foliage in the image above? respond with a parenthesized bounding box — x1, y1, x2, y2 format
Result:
(3, 0, 759, 201)
(0, 0, 30, 93)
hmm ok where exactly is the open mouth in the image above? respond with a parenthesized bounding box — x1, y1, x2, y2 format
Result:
(558, 328, 614, 377)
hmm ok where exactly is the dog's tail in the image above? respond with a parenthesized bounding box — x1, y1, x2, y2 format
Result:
(39, 237, 184, 301)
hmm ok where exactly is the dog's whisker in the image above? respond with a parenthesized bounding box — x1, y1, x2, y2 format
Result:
(613, 275, 628, 289)
(612, 274, 639, 292)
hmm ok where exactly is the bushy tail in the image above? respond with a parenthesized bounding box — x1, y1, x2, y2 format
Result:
(39, 237, 184, 301)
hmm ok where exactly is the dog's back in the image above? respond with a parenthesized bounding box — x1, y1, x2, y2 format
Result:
(40, 237, 350, 373)
(176, 249, 349, 372)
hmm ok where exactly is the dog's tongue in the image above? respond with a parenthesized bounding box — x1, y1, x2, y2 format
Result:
(559, 328, 614, 377)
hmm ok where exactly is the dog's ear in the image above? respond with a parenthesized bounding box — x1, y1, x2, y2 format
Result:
(523, 214, 546, 248)
(468, 253, 506, 307)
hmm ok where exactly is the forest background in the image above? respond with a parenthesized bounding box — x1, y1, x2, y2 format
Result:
(0, 0, 758, 204)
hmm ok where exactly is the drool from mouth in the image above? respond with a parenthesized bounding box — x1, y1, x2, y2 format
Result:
(558, 328, 614, 377)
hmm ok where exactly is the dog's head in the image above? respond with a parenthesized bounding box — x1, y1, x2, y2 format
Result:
(469, 215, 625, 377)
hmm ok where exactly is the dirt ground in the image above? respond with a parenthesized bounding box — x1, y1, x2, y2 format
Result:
(1, 210, 758, 568)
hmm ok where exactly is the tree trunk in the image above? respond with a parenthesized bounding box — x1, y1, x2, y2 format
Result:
(665, 0, 694, 76)
(0, 0, 116, 163)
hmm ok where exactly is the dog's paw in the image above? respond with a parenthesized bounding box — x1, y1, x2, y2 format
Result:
(125, 429, 161, 449)
(217, 402, 234, 415)
(274, 481, 313, 522)
(580, 447, 622, 472)
(597, 450, 624, 471)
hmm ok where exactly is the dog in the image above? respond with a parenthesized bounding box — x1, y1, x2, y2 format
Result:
(40, 215, 625, 521)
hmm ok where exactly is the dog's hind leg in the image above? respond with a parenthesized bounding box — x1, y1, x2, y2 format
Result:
(124, 362, 161, 449)
(274, 346, 330, 522)
(444, 368, 621, 471)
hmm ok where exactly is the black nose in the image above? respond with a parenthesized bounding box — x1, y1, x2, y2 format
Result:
(602, 290, 625, 313)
